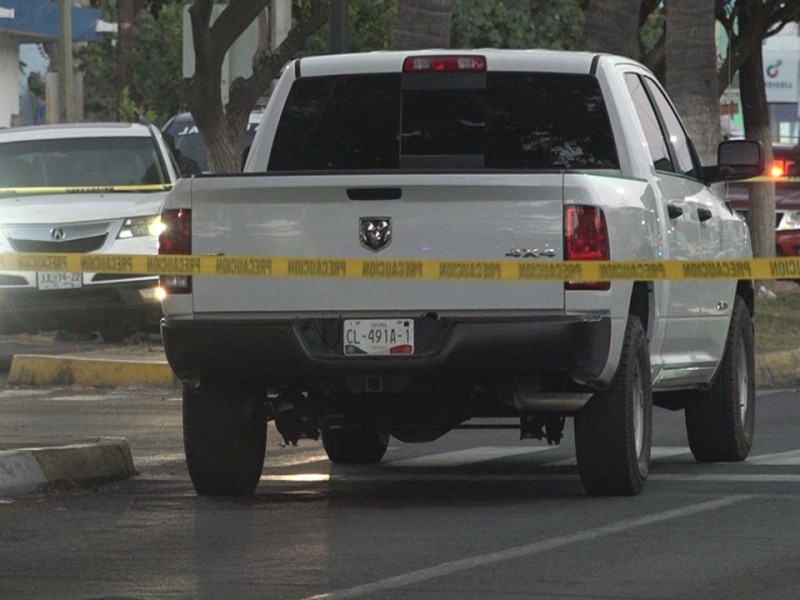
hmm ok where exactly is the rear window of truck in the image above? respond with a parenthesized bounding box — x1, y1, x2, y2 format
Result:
(267, 72, 618, 172)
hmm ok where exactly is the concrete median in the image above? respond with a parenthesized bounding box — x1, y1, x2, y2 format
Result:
(0, 438, 135, 499)
(8, 353, 178, 388)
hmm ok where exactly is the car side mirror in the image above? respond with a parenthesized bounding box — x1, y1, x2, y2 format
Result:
(704, 140, 765, 184)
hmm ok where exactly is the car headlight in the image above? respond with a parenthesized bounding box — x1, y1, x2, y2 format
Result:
(118, 216, 162, 239)
(777, 210, 800, 231)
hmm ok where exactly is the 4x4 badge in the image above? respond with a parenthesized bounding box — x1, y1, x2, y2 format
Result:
(359, 217, 392, 252)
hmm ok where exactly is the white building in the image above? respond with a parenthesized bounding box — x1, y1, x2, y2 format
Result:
(0, 0, 106, 128)
(763, 23, 800, 143)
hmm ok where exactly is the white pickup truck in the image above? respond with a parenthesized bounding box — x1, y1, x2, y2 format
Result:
(159, 49, 764, 497)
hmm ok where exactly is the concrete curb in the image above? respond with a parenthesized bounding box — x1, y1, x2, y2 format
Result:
(8, 354, 178, 388)
(0, 438, 136, 499)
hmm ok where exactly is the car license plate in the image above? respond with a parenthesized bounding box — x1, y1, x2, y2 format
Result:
(344, 319, 414, 356)
(37, 272, 82, 290)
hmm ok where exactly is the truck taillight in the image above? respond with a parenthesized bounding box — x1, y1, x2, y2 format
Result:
(402, 55, 486, 73)
(158, 208, 192, 294)
(564, 205, 610, 291)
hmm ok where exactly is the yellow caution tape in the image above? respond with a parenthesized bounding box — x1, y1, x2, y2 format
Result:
(3, 252, 800, 281)
(0, 184, 173, 195)
(743, 176, 800, 183)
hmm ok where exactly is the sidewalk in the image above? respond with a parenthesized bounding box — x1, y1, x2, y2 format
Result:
(1, 329, 798, 500)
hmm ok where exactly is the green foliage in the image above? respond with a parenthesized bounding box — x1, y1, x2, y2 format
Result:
(640, 5, 665, 54)
(80, 33, 118, 121)
(27, 73, 46, 99)
(129, 4, 185, 125)
(302, 0, 398, 53)
(118, 86, 160, 123)
(452, 0, 584, 50)
(81, 1, 187, 125)
(118, 87, 139, 122)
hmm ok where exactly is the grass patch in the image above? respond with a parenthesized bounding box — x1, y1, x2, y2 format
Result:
(755, 286, 800, 353)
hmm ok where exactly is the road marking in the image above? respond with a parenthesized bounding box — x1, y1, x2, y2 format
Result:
(302, 495, 754, 600)
(748, 449, 800, 465)
(265, 450, 329, 468)
(387, 446, 554, 467)
(652, 474, 800, 483)
(134, 445, 800, 475)
(546, 446, 692, 467)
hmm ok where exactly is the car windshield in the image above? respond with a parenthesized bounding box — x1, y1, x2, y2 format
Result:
(0, 136, 170, 188)
(267, 71, 619, 172)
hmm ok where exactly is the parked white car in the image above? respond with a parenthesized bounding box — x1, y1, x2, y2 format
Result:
(0, 122, 179, 340)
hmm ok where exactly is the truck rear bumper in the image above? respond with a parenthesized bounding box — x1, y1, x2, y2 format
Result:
(161, 313, 611, 393)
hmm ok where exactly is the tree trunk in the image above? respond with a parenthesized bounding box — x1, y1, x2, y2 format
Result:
(580, 0, 640, 57)
(740, 36, 776, 259)
(184, 0, 329, 173)
(393, 0, 454, 49)
(665, 1, 718, 164)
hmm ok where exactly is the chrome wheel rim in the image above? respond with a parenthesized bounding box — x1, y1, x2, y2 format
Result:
(736, 342, 749, 426)
(633, 359, 644, 458)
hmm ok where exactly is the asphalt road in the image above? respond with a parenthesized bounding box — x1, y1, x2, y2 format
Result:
(0, 384, 798, 599)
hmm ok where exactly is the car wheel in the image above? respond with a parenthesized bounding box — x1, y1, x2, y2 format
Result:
(574, 315, 652, 496)
(322, 425, 389, 464)
(183, 381, 267, 495)
(685, 296, 755, 462)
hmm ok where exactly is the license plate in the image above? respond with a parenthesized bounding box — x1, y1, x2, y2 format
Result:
(344, 319, 414, 356)
(37, 272, 82, 290)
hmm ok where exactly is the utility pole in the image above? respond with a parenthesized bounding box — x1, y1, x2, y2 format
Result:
(60, 0, 75, 122)
(118, 0, 135, 107)
(329, 0, 349, 54)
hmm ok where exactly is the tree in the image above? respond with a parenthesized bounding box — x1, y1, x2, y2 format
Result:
(580, 0, 641, 57)
(716, 1, 800, 95)
(183, 0, 330, 173)
(716, 2, 800, 260)
(665, 1, 718, 164)
(452, 0, 585, 50)
(581, 0, 800, 259)
(393, 0, 454, 49)
(82, 1, 185, 124)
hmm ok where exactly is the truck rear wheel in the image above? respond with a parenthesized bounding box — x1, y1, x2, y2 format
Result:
(574, 315, 652, 496)
(183, 381, 267, 496)
(685, 296, 754, 462)
(322, 426, 389, 464)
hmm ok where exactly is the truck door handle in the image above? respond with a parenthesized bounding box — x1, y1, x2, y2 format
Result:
(697, 207, 713, 222)
(667, 204, 683, 219)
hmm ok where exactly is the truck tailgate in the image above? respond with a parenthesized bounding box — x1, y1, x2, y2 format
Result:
(188, 174, 565, 314)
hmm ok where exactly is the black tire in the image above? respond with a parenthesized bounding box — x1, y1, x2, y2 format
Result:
(322, 426, 389, 464)
(685, 296, 755, 463)
(574, 315, 652, 496)
(183, 381, 267, 496)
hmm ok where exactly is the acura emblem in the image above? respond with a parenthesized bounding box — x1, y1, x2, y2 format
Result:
(50, 228, 66, 241)
(359, 217, 392, 252)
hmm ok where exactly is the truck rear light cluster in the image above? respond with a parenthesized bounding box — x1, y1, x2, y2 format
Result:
(564, 205, 610, 291)
(402, 55, 486, 73)
(158, 208, 192, 294)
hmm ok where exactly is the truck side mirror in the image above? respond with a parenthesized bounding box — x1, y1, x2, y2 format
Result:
(704, 140, 765, 184)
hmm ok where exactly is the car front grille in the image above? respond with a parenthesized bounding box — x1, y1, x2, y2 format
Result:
(8, 235, 107, 253)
